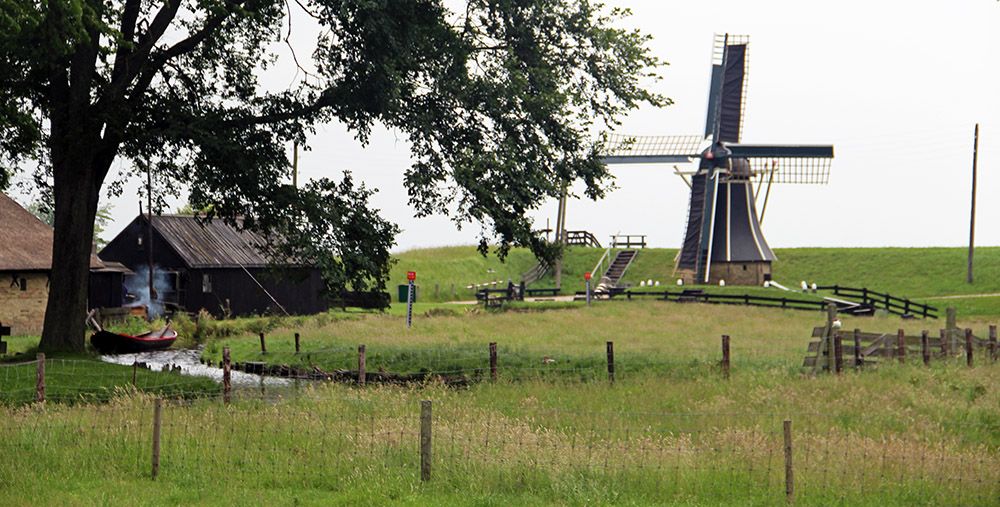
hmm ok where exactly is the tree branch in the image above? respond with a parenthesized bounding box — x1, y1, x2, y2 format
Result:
(227, 89, 338, 127)
(101, 0, 183, 107)
(111, 0, 143, 84)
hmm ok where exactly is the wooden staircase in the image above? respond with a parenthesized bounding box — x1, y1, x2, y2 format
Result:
(599, 250, 637, 289)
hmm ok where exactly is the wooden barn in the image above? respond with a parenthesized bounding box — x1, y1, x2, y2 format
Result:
(0, 194, 126, 335)
(99, 214, 328, 317)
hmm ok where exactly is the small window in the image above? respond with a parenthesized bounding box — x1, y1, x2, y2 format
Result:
(19, 278, 27, 291)
(742, 265, 748, 271)
(202, 274, 212, 293)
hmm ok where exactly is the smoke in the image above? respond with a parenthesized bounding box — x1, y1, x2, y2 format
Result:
(124, 265, 172, 319)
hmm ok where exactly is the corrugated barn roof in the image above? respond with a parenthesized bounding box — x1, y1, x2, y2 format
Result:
(150, 215, 280, 269)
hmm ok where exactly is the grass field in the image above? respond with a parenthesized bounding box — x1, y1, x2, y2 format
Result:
(391, 245, 1000, 315)
(1, 245, 998, 504)
(2, 302, 1000, 505)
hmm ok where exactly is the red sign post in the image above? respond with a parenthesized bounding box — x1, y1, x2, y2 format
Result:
(406, 271, 416, 328)
(584, 272, 592, 305)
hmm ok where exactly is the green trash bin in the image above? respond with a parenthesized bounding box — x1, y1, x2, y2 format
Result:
(398, 284, 417, 303)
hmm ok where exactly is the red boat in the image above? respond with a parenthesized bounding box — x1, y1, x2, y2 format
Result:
(90, 328, 178, 354)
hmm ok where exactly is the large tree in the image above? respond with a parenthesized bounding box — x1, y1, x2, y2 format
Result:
(0, 0, 663, 352)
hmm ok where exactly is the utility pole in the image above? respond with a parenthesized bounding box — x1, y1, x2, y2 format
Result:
(553, 186, 568, 289)
(146, 165, 157, 310)
(292, 142, 299, 188)
(968, 123, 979, 284)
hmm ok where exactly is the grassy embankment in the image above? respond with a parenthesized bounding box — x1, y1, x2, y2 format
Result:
(391, 245, 1000, 315)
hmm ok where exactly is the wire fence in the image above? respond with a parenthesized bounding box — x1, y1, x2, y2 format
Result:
(0, 393, 996, 504)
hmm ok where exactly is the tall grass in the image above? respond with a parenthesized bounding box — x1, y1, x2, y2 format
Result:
(0, 383, 996, 505)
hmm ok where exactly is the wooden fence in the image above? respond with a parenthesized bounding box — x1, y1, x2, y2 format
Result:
(814, 285, 937, 319)
(803, 325, 998, 370)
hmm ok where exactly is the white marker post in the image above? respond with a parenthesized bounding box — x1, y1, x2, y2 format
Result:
(585, 272, 592, 306)
(406, 271, 416, 328)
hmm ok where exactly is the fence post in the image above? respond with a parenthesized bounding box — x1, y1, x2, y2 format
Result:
(947, 307, 957, 351)
(940, 329, 949, 357)
(259, 332, 267, 354)
(990, 325, 997, 363)
(921, 330, 930, 366)
(151, 398, 162, 480)
(853, 329, 862, 369)
(222, 347, 232, 404)
(896, 329, 905, 363)
(965, 328, 974, 367)
(420, 400, 432, 482)
(132, 361, 138, 387)
(721, 335, 731, 379)
(35, 353, 45, 403)
(489, 342, 498, 381)
(294, 333, 300, 354)
(825, 304, 837, 372)
(606, 341, 615, 383)
(784, 419, 794, 503)
(358, 345, 366, 386)
(833, 332, 843, 375)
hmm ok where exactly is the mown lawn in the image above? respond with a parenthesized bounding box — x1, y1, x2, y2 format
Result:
(203, 300, 999, 377)
(390, 245, 1000, 314)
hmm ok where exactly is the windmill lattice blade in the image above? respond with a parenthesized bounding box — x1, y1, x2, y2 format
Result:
(601, 134, 703, 164)
(704, 34, 750, 143)
(745, 157, 833, 184)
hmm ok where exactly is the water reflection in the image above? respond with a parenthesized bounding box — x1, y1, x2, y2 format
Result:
(100, 347, 291, 387)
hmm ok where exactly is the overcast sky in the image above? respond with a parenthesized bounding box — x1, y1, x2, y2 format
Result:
(48, 0, 1000, 252)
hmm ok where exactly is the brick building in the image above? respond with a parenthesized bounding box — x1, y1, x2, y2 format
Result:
(0, 194, 112, 335)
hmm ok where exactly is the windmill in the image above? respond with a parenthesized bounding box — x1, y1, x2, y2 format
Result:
(602, 34, 834, 285)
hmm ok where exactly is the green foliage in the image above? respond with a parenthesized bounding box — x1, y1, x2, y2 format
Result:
(3, 1, 662, 351)
(104, 315, 162, 336)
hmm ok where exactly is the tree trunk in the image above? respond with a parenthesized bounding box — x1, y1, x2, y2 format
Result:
(38, 159, 101, 353)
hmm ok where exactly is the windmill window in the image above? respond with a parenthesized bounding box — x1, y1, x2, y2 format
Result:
(202, 274, 212, 293)
(19, 278, 27, 291)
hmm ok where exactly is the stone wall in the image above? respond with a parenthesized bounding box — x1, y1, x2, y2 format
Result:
(676, 262, 772, 286)
(0, 272, 49, 335)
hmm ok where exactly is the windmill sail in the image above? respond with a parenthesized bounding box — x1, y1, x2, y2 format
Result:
(599, 34, 834, 286)
(705, 35, 750, 143)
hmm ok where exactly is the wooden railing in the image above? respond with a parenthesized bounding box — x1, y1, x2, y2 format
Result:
(611, 234, 647, 249)
(814, 285, 937, 319)
(565, 230, 602, 248)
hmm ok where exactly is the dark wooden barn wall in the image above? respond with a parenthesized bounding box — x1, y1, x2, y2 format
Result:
(88, 272, 125, 310)
(100, 217, 328, 317)
(182, 268, 327, 317)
